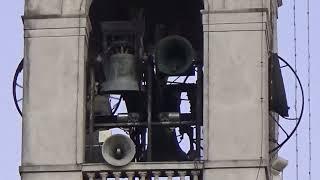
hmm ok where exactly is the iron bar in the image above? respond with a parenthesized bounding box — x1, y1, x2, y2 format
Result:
(269, 55, 305, 153)
(16, 83, 23, 88)
(195, 64, 203, 158)
(88, 65, 95, 161)
(94, 113, 193, 124)
(146, 55, 153, 161)
(12, 58, 24, 116)
(94, 121, 196, 129)
(270, 113, 289, 138)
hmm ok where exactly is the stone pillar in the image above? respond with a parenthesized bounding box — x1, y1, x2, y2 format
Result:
(138, 171, 147, 180)
(165, 171, 174, 180)
(178, 171, 186, 180)
(152, 171, 161, 180)
(100, 172, 109, 180)
(20, 0, 91, 180)
(202, 0, 274, 179)
(126, 172, 135, 180)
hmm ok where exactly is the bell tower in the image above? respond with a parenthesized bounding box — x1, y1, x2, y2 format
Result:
(18, 0, 286, 180)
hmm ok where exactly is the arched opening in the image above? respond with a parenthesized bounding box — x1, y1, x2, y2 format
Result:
(85, 0, 204, 163)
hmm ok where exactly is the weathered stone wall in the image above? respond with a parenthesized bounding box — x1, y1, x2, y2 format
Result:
(202, 0, 275, 179)
(21, 1, 92, 179)
(24, 0, 92, 16)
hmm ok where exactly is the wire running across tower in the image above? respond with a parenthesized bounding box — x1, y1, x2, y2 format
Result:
(306, 0, 312, 179)
(293, 0, 299, 179)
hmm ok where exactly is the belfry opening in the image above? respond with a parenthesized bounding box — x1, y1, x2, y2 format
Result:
(85, 0, 205, 164)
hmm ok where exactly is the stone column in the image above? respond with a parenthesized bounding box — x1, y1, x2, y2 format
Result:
(100, 172, 109, 180)
(86, 173, 96, 180)
(202, 0, 274, 179)
(165, 171, 174, 180)
(113, 172, 122, 180)
(178, 171, 186, 180)
(126, 171, 135, 180)
(152, 171, 161, 180)
(20, 0, 92, 180)
(191, 171, 200, 180)
(138, 171, 147, 180)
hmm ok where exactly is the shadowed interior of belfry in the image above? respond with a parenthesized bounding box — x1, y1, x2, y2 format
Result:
(85, 0, 205, 164)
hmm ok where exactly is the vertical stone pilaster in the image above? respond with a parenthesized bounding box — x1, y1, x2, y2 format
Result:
(22, 16, 90, 166)
(21, 1, 92, 180)
(202, 0, 273, 180)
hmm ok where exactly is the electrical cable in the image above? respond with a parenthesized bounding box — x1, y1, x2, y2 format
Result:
(307, 0, 312, 179)
(293, 0, 299, 179)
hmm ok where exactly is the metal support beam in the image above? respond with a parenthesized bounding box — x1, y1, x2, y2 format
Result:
(146, 55, 154, 161)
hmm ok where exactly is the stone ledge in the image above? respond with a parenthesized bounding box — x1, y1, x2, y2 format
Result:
(82, 162, 204, 172)
(201, 8, 268, 14)
(20, 159, 268, 173)
(23, 14, 87, 20)
(24, 28, 88, 38)
(203, 22, 267, 32)
(20, 164, 81, 174)
(204, 159, 268, 169)
(23, 17, 91, 32)
(202, 10, 268, 25)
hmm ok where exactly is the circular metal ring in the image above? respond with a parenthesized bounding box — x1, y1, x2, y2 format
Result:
(12, 59, 24, 116)
(269, 55, 304, 153)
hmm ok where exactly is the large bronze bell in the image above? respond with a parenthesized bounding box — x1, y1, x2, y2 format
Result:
(101, 53, 140, 94)
(155, 35, 194, 75)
